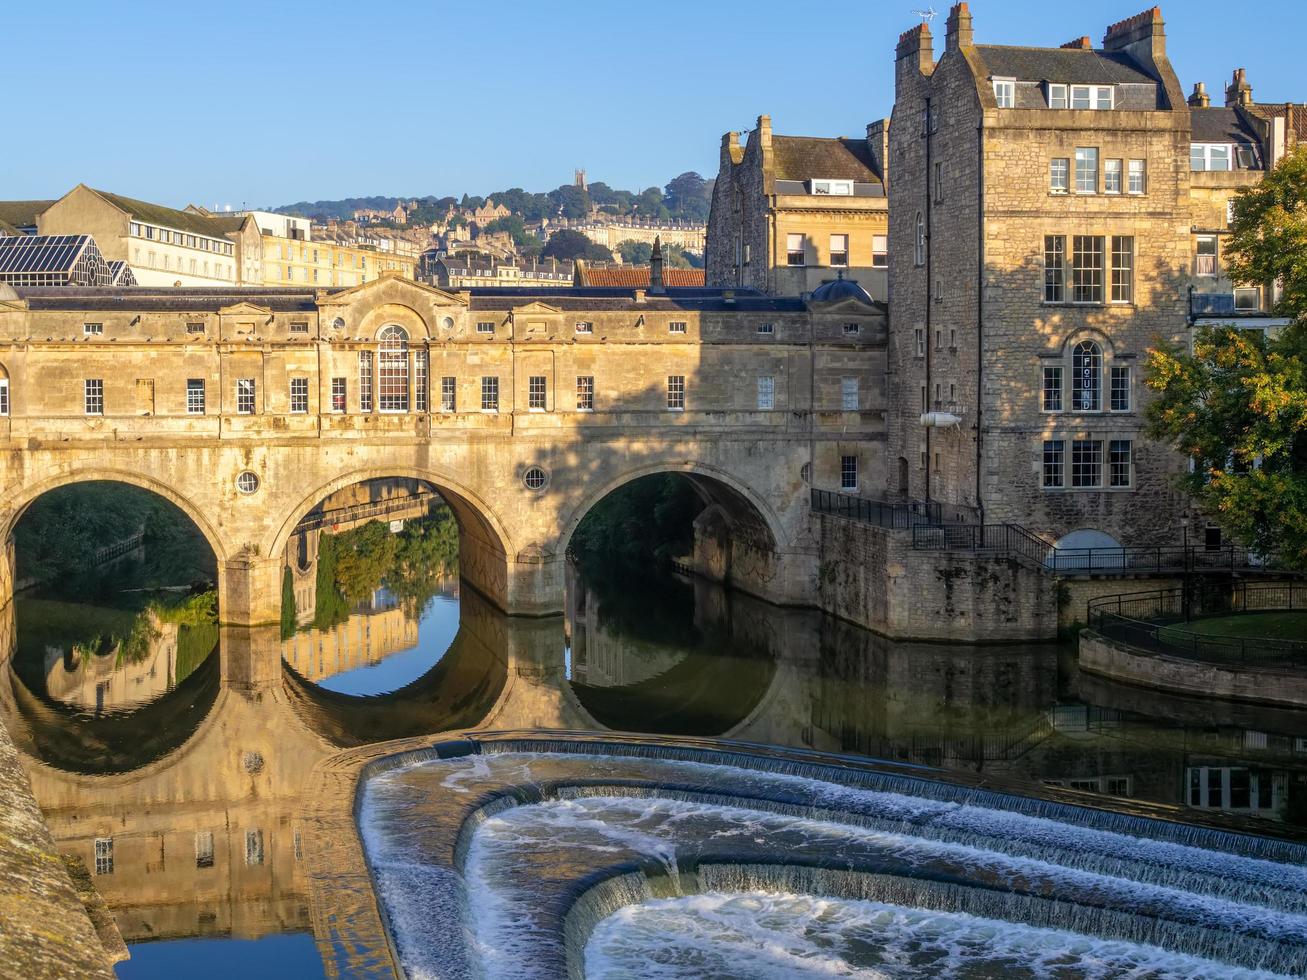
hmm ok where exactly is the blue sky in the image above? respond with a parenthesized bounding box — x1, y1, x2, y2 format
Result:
(3, 0, 1303, 208)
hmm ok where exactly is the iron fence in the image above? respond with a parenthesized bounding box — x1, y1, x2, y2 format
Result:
(1087, 582, 1307, 667)
(810, 489, 975, 529)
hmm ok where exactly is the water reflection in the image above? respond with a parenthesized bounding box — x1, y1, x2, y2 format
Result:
(4, 539, 1307, 975)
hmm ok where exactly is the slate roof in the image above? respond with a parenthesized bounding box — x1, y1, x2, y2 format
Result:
(91, 190, 242, 239)
(770, 136, 882, 183)
(463, 286, 806, 313)
(13, 286, 321, 312)
(974, 45, 1154, 85)
(580, 266, 705, 288)
(0, 200, 54, 231)
(1190, 107, 1263, 145)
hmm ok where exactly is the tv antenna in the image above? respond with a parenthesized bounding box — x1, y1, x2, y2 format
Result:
(914, 6, 937, 23)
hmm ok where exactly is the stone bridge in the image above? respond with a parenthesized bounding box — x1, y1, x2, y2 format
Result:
(0, 275, 887, 624)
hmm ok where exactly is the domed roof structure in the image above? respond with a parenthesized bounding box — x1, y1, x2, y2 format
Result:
(809, 270, 873, 305)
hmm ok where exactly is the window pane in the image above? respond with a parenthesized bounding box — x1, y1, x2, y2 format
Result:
(1042, 367, 1062, 412)
(576, 376, 594, 411)
(1111, 235, 1133, 302)
(841, 455, 858, 491)
(757, 376, 775, 410)
(841, 377, 858, 410)
(358, 352, 373, 412)
(528, 375, 547, 410)
(1050, 158, 1069, 193)
(1072, 341, 1102, 411)
(667, 375, 685, 410)
(1110, 366, 1131, 411)
(1128, 159, 1146, 193)
(1042, 440, 1064, 488)
(378, 326, 409, 412)
(1072, 440, 1103, 487)
(1074, 147, 1098, 193)
(1072, 236, 1104, 303)
(1104, 159, 1122, 193)
(1044, 235, 1065, 302)
(441, 377, 457, 412)
(1109, 439, 1132, 487)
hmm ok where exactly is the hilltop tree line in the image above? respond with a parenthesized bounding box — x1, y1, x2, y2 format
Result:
(275, 172, 714, 227)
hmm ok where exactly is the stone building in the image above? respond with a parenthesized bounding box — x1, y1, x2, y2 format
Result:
(885, 4, 1299, 551)
(0, 274, 886, 623)
(34, 186, 262, 288)
(706, 115, 889, 301)
(427, 255, 574, 289)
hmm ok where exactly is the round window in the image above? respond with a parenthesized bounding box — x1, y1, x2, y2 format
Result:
(235, 471, 260, 494)
(331, 317, 345, 331)
(441, 316, 455, 330)
(523, 467, 549, 492)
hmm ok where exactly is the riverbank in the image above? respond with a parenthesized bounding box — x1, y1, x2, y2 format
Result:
(0, 716, 119, 979)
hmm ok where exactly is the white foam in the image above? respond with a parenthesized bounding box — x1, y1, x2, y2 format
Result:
(585, 891, 1295, 980)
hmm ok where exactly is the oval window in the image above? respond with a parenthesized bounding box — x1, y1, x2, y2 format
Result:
(523, 467, 548, 492)
(235, 471, 260, 494)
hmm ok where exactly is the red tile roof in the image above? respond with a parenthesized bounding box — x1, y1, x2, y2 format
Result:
(580, 266, 705, 287)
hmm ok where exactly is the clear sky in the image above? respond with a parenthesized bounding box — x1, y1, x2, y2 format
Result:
(3, 0, 1304, 209)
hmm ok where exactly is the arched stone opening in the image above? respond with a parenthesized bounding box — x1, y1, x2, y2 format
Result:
(268, 468, 517, 616)
(557, 464, 805, 607)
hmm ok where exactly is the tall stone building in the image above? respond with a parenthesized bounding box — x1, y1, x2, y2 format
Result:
(706, 115, 889, 301)
(886, 3, 1298, 550)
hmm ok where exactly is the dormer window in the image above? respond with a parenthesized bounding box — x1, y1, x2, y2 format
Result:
(811, 179, 853, 196)
(1191, 144, 1233, 172)
(993, 78, 1015, 108)
(1070, 85, 1113, 110)
(1047, 83, 1068, 109)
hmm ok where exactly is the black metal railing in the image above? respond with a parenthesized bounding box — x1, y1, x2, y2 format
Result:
(1088, 582, 1307, 667)
(810, 489, 975, 530)
(911, 523, 1267, 576)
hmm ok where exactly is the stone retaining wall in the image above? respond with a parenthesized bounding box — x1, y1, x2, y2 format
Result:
(1079, 630, 1307, 707)
(0, 719, 117, 980)
(816, 514, 1057, 641)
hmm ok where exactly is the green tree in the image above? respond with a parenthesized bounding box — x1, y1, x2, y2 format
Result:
(548, 185, 591, 220)
(1146, 146, 1307, 566)
(280, 565, 297, 640)
(482, 215, 533, 246)
(541, 229, 612, 263)
(663, 172, 713, 222)
(618, 240, 652, 265)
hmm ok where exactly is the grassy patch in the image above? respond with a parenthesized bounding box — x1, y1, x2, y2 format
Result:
(1165, 612, 1307, 642)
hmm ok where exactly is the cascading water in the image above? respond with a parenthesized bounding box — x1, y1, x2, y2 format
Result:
(359, 739, 1307, 979)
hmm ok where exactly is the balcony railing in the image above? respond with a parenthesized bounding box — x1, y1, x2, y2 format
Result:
(810, 489, 976, 530)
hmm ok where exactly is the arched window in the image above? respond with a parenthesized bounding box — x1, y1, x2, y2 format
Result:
(377, 325, 409, 412)
(914, 212, 925, 267)
(1072, 340, 1102, 412)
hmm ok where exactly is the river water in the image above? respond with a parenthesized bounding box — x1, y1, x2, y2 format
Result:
(5, 509, 1307, 977)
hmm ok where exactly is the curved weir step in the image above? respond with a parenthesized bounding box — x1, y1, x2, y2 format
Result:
(354, 736, 1307, 979)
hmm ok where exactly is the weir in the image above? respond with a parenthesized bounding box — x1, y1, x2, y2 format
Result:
(356, 737, 1307, 979)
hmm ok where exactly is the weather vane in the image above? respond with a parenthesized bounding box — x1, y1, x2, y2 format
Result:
(914, 6, 937, 23)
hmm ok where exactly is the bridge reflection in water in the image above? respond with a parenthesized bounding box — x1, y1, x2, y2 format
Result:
(4, 563, 1307, 975)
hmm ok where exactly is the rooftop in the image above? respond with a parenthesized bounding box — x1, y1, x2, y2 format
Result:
(1190, 107, 1265, 151)
(0, 200, 54, 231)
(974, 44, 1155, 86)
(90, 189, 245, 240)
(771, 136, 882, 184)
(578, 266, 706, 288)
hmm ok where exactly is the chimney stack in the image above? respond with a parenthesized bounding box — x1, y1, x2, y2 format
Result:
(756, 114, 773, 149)
(944, 3, 973, 52)
(1188, 82, 1210, 108)
(896, 22, 934, 78)
(1103, 7, 1165, 58)
(1060, 36, 1092, 50)
(1226, 68, 1253, 107)
(650, 236, 665, 293)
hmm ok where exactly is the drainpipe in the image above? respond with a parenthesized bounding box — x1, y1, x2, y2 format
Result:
(923, 96, 933, 504)
(974, 117, 985, 525)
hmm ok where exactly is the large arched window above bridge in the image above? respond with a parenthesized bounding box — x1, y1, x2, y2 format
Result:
(377, 324, 410, 413)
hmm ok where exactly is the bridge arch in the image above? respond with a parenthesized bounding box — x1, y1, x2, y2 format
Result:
(2, 467, 230, 564)
(266, 465, 516, 610)
(555, 460, 788, 559)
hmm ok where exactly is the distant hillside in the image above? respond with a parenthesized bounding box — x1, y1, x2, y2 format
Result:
(273, 172, 713, 225)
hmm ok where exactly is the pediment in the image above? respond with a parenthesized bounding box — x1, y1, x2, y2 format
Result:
(510, 301, 564, 315)
(323, 273, 466, 309)
(218, 301, 274, 316)
(809, 295, 884, 315)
